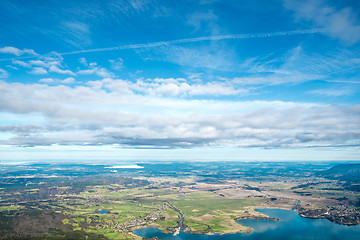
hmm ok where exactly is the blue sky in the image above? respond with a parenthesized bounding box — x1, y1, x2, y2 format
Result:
(0, 0, 360, 161)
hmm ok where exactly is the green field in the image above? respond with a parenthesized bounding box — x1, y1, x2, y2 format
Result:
(36, 184, 264, 238)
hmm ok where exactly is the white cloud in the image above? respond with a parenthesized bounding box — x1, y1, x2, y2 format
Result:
(188, 82, 247, 96)
(0, 80, 359, 149)
(6, 65, 18, 70)
(0, 46, 38, 56)
(152, 77, 187, 84)
(39, 78, 55, 84)
(109, 58, 124, 70)
(12, 60, 31, 68)
(155, 83, 190, 96)
(0, 47, 22, 56)
(39, 77, 76, 84)
(28, 67, 48, 75)
(93, 78, 248, 97)
(284, 0, 360, 45)
(28, 60, 50, 67)
(61, 77, 76, 84)
(140, 78, 248, 97)
(79, 57, 88, 66)
(12, 55, 76, 77)
(78, 64, 114, 78)
(28, 56, 63, 69)
(49, 65, 76, 75)
(0, 69, 9, 78)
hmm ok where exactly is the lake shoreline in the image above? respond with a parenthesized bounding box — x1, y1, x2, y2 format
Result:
(134, 208, 360, 239)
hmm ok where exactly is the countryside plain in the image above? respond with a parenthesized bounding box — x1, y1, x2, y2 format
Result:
(0, 161, 359, 239)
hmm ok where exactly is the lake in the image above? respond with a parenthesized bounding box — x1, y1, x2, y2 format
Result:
(133, 208, 360, 239)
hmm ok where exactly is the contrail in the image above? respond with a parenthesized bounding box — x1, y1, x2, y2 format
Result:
(0, 29, 324, 61)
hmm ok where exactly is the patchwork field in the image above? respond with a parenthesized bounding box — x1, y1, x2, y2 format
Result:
(0, 162, 359, 239)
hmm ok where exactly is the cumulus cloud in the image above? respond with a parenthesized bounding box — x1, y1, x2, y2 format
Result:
(49, 65, 76, 75)
(0, 46, 38, 56)
(61, 77, 76, 84)
(39, 78, 55, 84)
(28, 60, 49, 67)
(155, 82, 190, 96)
(0, 80, 359, 149)
(28, 67, 48, 75)
(284, 0, 360, 45)
(78, 62, 114, 78)
(39, 77, 76, 84)
(12, 55, 77, 77)
(89, 77, 248, 97)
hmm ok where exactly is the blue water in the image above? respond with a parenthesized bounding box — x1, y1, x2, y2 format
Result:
(98, 210, 108, 214)
(133, 208, 360, 239)
(292, 200, 299, 211)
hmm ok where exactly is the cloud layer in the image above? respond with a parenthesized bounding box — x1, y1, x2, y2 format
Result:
(0, 79, 359, 149)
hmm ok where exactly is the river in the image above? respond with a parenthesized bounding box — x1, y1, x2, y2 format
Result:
(133, 208, 360, 239)
(166, 201, 184, 234)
